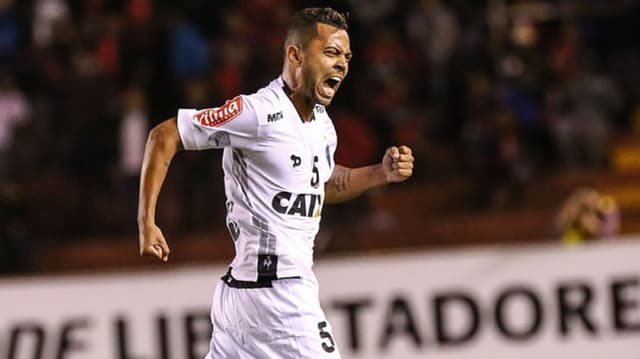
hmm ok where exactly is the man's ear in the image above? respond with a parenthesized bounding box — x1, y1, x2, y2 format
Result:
(287, 45, 303, 65)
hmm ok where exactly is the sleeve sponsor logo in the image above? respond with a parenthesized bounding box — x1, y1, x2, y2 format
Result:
(194, 97, 242, 127)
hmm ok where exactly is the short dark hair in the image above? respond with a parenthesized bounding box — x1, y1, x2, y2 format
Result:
(285, 7, 349, 49)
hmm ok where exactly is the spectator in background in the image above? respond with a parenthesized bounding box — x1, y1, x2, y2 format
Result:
(546, 58, 623, 168)
(120, 0, 154, 84)
(491, 106, 528, 209)
(95, 14, 122, 79)
(406, 0, 459, 133)
(0, 72, 30, 182)
(169, 13, 209, 80)
(118, 86, 148, 230)
(347, 0, 397, 28)
(494, 17, 549, 173)
(362, 28, 411, 148)
(59, 47, 115, 179)
(462, 71, 497, 176)
(547, 22, 581, 76)
(32, 0, 70, 49)
(555, 186, 620, 246)
(0, 0, 18, 64)
(462, 71, 529, 209)
(119, 87, 147, 179)
(211, 7, 253, 101)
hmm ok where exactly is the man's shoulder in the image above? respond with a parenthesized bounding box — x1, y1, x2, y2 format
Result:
(243, 78, 282, 108)
(242, 78, 289, 125)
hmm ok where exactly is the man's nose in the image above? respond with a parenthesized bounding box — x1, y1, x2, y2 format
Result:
(334, 61, 347, 74)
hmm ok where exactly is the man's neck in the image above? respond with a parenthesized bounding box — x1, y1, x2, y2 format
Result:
(281, 73, 314, 122)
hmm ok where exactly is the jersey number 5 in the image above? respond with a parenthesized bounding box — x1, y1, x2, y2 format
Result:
(317, 321, 336, 353)
(311, 156, 320, 188)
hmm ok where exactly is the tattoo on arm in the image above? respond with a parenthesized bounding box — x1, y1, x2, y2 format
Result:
(330, 168, 351, 193)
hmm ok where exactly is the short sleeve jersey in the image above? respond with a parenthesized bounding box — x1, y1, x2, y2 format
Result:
(177, 77, 337, 281)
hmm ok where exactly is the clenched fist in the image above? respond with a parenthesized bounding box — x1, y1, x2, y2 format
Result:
(382, 145, 414, 183)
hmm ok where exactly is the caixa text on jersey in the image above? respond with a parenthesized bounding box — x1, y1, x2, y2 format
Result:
(272, 191, 322, 217)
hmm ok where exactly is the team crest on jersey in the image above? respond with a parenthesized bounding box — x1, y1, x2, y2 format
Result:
(213, 131, 231, 147)
(194, 97, 242, 127)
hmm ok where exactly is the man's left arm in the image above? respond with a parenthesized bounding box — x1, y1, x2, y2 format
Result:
(325, 145, 414, 204)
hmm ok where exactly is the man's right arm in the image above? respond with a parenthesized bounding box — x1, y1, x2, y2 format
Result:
(137, 117, 183, 262)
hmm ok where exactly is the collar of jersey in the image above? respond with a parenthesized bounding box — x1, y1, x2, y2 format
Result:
(279, 76, 316, 123)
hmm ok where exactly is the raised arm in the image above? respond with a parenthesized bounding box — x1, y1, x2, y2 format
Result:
(137, 117, 183, 261)
(325, 145, 414, 204)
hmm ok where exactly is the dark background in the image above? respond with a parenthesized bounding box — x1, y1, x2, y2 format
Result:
(1, 0, 640, 274)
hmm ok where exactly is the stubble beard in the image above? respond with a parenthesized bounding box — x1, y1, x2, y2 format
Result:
(302, 65, 331, 106)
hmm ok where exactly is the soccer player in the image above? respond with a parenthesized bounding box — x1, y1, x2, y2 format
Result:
(138, 7, 414, 358)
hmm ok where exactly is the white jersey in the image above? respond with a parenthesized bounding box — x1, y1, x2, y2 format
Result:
(177, 77, 337, 282)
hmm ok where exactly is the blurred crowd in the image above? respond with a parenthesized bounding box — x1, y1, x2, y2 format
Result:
(1, 0, 640, 272)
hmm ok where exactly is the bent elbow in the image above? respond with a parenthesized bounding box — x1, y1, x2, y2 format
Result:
(147, 118, 181, 151)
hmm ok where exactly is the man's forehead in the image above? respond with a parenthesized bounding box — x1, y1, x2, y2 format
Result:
(314, 23, 350, 50)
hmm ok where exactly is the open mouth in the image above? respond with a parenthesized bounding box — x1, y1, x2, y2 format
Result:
(320, 76, 342, 99)
(325, 76, 341, 89)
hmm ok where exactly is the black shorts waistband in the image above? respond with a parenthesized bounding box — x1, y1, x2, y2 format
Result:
(221, 268, 300, 289)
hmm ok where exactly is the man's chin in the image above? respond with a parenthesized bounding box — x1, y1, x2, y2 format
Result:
(314, 94, 334, 106)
